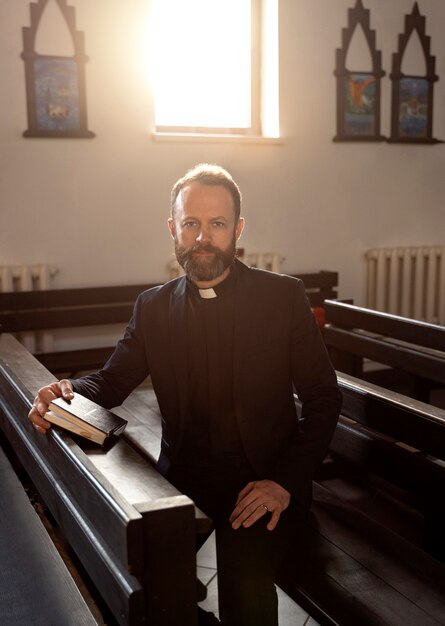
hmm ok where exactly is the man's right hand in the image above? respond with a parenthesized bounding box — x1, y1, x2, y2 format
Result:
(28, 380, 74, 434)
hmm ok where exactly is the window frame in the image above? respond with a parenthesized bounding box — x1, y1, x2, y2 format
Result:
(152, 0, 277, 139)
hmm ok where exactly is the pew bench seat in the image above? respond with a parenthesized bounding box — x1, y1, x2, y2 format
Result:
(0, 444, 97, 626)
(277, 481, 445, 626)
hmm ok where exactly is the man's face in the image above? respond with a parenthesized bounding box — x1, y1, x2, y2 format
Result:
(168, 182, 244, 285)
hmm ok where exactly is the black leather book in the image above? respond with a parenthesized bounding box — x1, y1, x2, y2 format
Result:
(45, 393, 127, 446)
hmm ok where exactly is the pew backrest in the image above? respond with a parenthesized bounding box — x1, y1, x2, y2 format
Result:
(324, 299, 445, 350)
(323, 372, 445, 560)
(323, 299, 445, 387)
(0, 271, 338, 334)
(0, 271, 337, 375)
(337, 372, 445, 460)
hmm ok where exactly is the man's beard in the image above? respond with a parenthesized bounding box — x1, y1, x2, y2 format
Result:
(175, 236, 236, 282)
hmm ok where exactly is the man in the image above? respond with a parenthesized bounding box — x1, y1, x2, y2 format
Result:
(29, 164, 342, 626)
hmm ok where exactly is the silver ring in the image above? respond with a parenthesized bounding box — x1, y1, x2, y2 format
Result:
(261, 504, 269, 512)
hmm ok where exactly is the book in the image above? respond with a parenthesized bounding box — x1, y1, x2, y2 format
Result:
(45, 393, 127, 446)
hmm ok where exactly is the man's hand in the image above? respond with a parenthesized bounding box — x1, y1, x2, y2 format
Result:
(28, 380, 74, 434)
(229, 479, 291, 531)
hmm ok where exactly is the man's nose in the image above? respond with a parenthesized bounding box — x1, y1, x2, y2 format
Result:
(196, 227, 211, 243)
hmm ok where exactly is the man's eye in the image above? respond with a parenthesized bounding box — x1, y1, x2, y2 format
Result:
(184, 221, 197, 228)
(212, 222, 226, 228)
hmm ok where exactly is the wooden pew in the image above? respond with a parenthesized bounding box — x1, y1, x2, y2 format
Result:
(7, 319, 443, 625)
(0, 333, 211, 626)
(104, 372, 445, 626)
(123, 373, 445, 558)
(114, 377, 445, 626)
(332, 373, 445, 559)
(96, 369, 445, 625)
(92, 372, 445, 625)
(0, 442, 97, 625)
(0, 270, 337, 375)
(277, 373, 445, 626)
(323, 299, 445, 404)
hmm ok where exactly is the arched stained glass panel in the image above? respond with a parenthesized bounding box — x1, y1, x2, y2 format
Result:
(334, 0, 385, 142)
(22, 0, 94, 138)
(389, 3, 441, 144)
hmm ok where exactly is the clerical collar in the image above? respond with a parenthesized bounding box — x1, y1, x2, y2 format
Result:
(199, 287, 217, 299)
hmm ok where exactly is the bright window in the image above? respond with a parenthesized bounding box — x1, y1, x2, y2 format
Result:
(149, 0, 279, 137)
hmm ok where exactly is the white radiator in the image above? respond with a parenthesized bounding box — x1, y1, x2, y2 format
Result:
(242, 253, 282, 273)
(0, 264, 58, 292)
(365, 246, 445, 325)
(0, 264, 59, 352)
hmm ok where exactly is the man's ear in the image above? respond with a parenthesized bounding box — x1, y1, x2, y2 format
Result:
(168, 217, 176, 240)
(235, 217, 245, 241)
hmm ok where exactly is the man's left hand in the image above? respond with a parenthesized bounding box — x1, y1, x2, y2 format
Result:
(229, 479, 291, 531)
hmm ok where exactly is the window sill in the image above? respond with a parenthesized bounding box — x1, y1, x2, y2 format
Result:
(152, 132, 284, 145)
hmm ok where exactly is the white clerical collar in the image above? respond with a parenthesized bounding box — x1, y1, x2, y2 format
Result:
(199, 288, 217, 299)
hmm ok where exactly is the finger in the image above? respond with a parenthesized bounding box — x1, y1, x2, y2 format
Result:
(59, 379, 74, 399)
(45, 381, 71, 403)
(231, 486, 259, 523)
(231, 500, 270, 529)
(266, 509, 281, 531)
(33, 423, 48, 435)
(238, 504, 271, 529)
(244, 503, 271, 528)
(235, 481, 255, 505)
(28, 405, 51, 431)
(231, 492, 259, 517)
(34, 386, 57, 412)
(34, 381, 73, 416)
(229, 493, 262, 524)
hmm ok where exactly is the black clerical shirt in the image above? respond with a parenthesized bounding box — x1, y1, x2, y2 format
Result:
(179, 265, 246, 469)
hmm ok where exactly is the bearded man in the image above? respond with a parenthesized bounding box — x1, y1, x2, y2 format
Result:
(29, 164, 341, 626)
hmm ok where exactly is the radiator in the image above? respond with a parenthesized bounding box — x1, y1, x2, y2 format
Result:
(0, 264, 58, 292)
(0, 264, 59, 352)
(365, 247, 445, 325)
(242, 253, 282, 273)
(167, 252, 283, 279)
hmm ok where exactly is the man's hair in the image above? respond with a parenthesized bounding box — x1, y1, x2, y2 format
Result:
(171, 163, 242, 221)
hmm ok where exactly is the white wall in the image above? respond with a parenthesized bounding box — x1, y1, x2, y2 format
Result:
(1, 0, 444, 304)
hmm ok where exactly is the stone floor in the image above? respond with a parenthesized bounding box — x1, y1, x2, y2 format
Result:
(197, 531, 319, 626)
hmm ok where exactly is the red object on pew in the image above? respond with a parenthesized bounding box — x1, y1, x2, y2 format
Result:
(312, 307, 326, 330)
